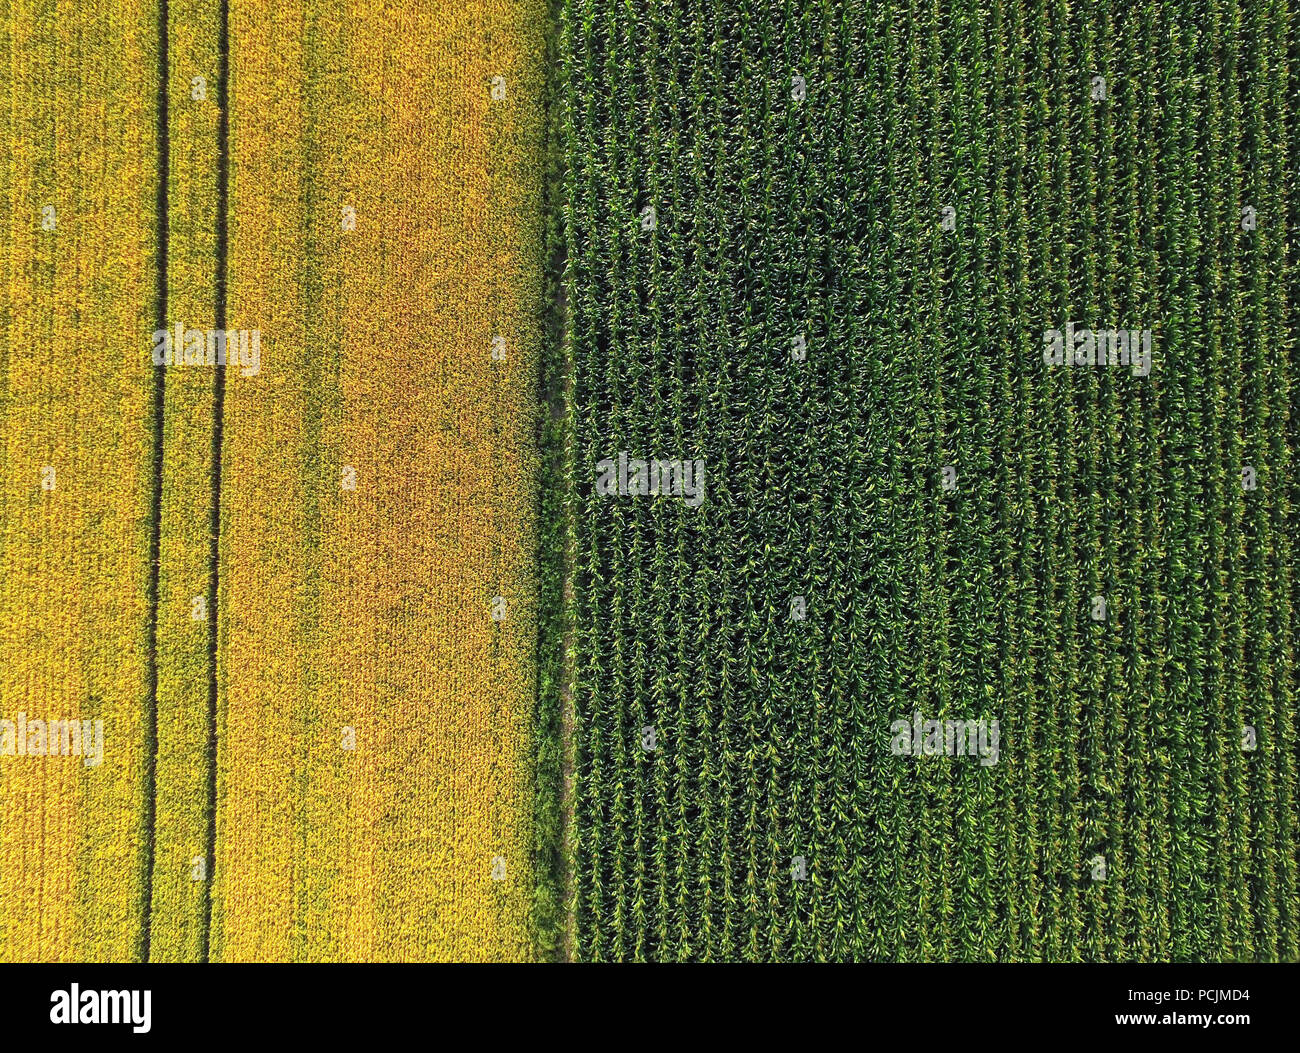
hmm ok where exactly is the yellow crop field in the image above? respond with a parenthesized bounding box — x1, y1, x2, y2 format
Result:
(2, 0, 549, 962)
(0, 0, 159, 961)
(208, 0, 547, 960)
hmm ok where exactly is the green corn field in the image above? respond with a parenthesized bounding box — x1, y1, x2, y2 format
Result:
(541, 0, 1300, 961)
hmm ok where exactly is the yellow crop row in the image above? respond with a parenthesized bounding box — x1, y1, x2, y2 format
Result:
(147, 0, 223, 962)
(0, 0, 159, 961)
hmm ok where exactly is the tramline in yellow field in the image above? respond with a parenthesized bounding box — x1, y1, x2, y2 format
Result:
(146, 0, 224, 963)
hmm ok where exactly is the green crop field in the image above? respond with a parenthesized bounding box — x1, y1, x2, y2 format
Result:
(543, 0, 1300, 961)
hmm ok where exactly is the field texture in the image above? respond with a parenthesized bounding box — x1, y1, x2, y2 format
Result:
(5, 0, 1300, 966)
(2, 0, 550, 962)
(208, 0, 547, 961)
(0, 0, 160, 960)
(549, 0, 1300, 960)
